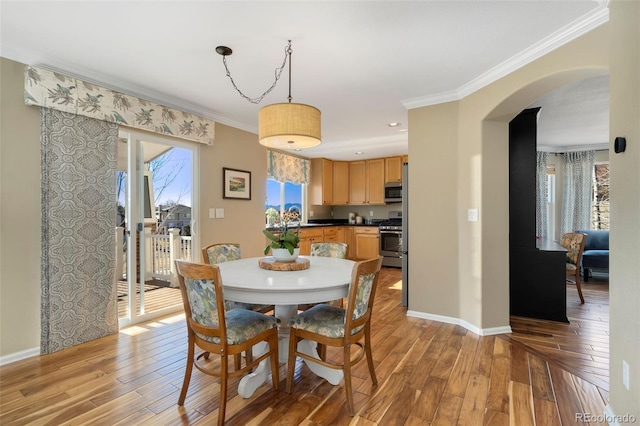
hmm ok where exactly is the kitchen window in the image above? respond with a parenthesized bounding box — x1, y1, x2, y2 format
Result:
(266, 179, 305, 226)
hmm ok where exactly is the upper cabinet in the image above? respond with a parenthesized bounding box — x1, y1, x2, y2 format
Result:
(349, 158, 385, 205)
(385, 156, 403, 183)
(309, 156, 397, 206)
(332, 161, 349, 205)
(309, 158, 333, 205)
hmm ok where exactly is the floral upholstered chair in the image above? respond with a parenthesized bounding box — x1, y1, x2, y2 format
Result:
(202, 243, 272, 314)
(299, 241, 349, 310)
(560, 232, 587, 304)
(285, 256, 383, 416)
(310, 241, 348, 259)
(174, 260, 279, 426)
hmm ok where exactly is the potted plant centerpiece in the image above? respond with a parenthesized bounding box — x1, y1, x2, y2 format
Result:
(263, 211, 301, 262)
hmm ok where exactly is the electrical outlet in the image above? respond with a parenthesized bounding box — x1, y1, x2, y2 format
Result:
(369, 211, 374, 217)
(468, 208, 479, 222)
(309, 210, 314, 217)
(623, 360, 630, 390)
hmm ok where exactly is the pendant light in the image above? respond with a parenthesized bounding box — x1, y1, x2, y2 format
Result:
(216, 41, 321, 149)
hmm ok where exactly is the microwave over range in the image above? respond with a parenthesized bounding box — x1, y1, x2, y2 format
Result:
(384, 182, 402, 203)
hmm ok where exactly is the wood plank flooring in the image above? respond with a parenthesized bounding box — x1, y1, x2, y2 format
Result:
(1, 268, 610, 425)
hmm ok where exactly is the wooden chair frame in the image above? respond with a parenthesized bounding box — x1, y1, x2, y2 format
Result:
(561, 232, 588, 304)
(175, 260, 279, 426)
(285, 256, 383, 416)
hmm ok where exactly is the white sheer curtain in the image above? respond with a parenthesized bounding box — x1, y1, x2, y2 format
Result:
(561, 150, 595, 234)
(536, 151, 549, 237)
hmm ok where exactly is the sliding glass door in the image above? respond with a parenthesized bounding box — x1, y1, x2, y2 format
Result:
(117, 129, 199, 327)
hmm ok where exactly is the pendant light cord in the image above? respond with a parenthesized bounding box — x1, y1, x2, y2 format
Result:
(220, 40, 292, 105)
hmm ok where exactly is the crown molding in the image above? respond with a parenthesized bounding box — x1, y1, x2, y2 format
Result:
(538, 143, 609, 153)
(402, 6, 610, 110)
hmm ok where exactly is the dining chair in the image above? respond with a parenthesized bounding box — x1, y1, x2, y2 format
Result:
(560, 232, 587, 303)
(286, 256, 383, 416)
(202, 243, 273, 314)
(297, 241, 349, 312)
(175, 260, 280, 426)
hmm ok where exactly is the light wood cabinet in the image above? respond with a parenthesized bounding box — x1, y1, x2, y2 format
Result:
(367, 158, 385, 204)
(348, 159, 385, 205)
(323, 226, 338, 242)
(385, 156, 403, 183)
(349, 161, 367, 204)
(354, 226, 380, 260)
(309, 158, 333, 205)
(298, 227, 324, 255)
(332, 161, 349, 205)
(342, 226, 355, 259)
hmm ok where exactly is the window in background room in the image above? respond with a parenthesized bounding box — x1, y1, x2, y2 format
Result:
(592, 162, 609, 230)
(547, 166, 556, 238)
(266, 179, 305, 226)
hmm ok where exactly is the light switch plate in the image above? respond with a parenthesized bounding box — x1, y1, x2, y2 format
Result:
(209, 208, 216, 219)
(215, 208, 225, 219)
(468, 209, 479, 222)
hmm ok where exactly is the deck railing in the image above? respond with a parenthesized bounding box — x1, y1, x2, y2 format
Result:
(116, 227, 192, 286)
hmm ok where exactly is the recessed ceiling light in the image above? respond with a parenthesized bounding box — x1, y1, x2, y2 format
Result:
(399, 129, 408, 132)
(388, 122, 401, 127)
(355, 151, 364, 155)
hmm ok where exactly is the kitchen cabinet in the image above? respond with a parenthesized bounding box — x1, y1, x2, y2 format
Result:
(332, 161, 349, 205)
(309, 158, 333, 205)
(323, 226, 338, 242)
(342, 226, 355, 259)
(354, 226, 380, 260)
(348, 158, 385, 205)
(298, 227, 324, 255)
(402, 155, 408, 164)
(385, 156, 403, 183)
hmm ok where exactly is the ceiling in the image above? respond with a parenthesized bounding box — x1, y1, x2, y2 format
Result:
(1, 1, 609, 160)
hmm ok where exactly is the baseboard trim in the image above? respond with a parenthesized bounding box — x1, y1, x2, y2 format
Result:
(0, 347, 40, 366)
(407, 310, 512, 336)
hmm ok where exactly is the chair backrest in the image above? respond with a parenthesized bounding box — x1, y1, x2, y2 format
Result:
(310, 241, 348, 259)
(202, 243, 241, 265)
(344, 256, 383, 334)
(175, 260, 226, 343)
(560, 232, 587, 266)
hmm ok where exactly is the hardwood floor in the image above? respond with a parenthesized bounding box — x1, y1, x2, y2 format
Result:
(1, 268, 610, 425)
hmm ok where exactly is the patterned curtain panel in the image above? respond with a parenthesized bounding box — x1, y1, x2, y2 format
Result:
(41, 108, 119, 354)
(25, 65, 215, 145)
(266, 150, 310, 184)
(561, 150, 595, 234)
(535, 151, 549, 237)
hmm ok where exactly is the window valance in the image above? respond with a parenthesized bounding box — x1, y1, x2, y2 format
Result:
(267, 150, 310, 184)
(24, 65, 215, 145)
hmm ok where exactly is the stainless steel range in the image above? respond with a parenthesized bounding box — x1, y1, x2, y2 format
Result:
(379, 211, 403, 267)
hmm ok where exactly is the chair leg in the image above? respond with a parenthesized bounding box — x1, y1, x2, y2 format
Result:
(343, 344, 355, 416)
(575, 272, 585, 304)
(364, 327, 378, 386)
(218, 354, 228, 426)
(269, 333, 280, 390)
(178, 341, 195, 405)
(286, 330, 298, 393)
(234, 353, 242, 370)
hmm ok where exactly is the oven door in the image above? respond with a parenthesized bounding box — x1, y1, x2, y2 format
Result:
(380, 229, 402, 254)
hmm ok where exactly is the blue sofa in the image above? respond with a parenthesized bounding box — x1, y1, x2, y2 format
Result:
(575, 229, 609, 281)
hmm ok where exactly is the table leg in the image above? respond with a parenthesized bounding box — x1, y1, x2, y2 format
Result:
(236, 303, 344, 398)
(237, 304, 296, 398)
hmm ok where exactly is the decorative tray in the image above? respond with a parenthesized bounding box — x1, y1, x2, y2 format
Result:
(258, 257, 310, 271)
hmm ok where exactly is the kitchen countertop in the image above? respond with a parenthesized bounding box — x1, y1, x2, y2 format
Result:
(266, 222, 382, 231)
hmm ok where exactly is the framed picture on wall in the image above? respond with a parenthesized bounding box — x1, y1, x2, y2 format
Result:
(223, 167, 251, 200)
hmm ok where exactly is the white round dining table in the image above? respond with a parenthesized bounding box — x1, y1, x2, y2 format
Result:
(216, 256, 355, 398)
